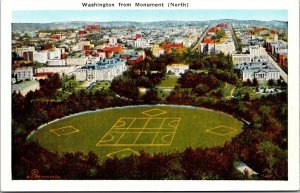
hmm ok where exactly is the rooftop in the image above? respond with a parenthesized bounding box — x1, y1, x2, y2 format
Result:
(84, 58, 126, 70)
(12, 80, 39, 91)
(236, 62, 279, 73)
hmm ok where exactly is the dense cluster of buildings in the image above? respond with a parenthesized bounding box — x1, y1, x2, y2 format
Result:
(231, 26, 287, 82)
(200, 24, 236, 55)
(11, 22, 287, 96)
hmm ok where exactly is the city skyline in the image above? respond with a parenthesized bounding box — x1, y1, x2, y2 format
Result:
(13, 10, 288, 23)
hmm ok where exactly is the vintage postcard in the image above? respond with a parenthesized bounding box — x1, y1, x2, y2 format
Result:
(1, 0, 299, 191)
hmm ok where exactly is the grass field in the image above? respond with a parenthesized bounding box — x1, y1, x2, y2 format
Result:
(156, 76, 179, 88)
(156, 76, 179, 100)
(30, 105, 244, 161)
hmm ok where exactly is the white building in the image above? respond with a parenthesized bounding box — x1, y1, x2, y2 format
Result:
(97, 52, 106, 59)
(13, 66, 33, 82)
(48, 48, 63, 60)
(33, 51, 48, 63)
(249, 45, 263, 59)
(75, 58, 127, 82)
(235, 62, 280, 82)
(48, 59, 66, 66)
(109, 37, 118, 45)
(174, 38, 194, 48)
(133, 39, 149, 48)
(12, 80, 40, 96)
(66, 56, 89, 66)
(36, 66, 78, 76)
(75, 41, 92, 50)
(200, 42, 236, 55)
(214, 42, 236, 55)
(166, 64, 189, 77)
(232, 54, 251, 64)
(16, 47, 35, 58)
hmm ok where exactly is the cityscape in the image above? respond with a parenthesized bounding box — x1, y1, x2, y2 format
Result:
(11, 10, 288, 180)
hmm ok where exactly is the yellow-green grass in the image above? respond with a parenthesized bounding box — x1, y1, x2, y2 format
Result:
(30, 105, 244, 161)
(156, 76, 178, 88)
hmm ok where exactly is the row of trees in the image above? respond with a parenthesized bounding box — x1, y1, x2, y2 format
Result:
(13, 136, 243, 180)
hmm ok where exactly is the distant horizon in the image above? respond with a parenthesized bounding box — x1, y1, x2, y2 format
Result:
(12, 18, 288, 24)
(13, 10, 288, 23)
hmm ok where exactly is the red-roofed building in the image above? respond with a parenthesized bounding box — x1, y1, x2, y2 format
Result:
(209, 26, 219, 32)
(203, 37, 215, 44)
(78, 30, 88, 38)
(254, 26, 264, 33)
(84, 50, 92, 55)
(127, 55, 144, 65)
(102, 45, 123, 58)
(270, 29, 279, 34)
(42, 44, 54, 51)
(33, 72, 55, 80)
(83, 45, 91, 50)
(120, 54, 131, 60)
(135, 34, 142, 39)
(84, 25, 100, 31)
(51, 34, 63, 40)
(161, 42, 184, 54)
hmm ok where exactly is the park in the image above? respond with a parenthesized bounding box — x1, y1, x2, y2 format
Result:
(30, 105, 243, 161)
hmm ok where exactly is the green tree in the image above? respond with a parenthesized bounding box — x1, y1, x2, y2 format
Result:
(243, 92, 250, 101)
(23, 33, 31, 39)
(252, 78, 258, 87)
(141, 89, 160, 103)
(268, 79, 274, 87)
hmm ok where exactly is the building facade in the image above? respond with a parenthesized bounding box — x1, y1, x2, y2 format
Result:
(235, 62, 280, 82)
(35, 66, 78, 76)
(232, 54, 251, 64)
(48, 59, 66, 66)
(66, 56, 89, 66)
(166, 64, 189, 77)
(75, 58, 127, 82)
(33, 51, 48, 63)
(16, 47, 35, 58)
(13, 66, 33, 82)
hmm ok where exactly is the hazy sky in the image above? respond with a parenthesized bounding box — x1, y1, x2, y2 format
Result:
(12, 10, 288, 23)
